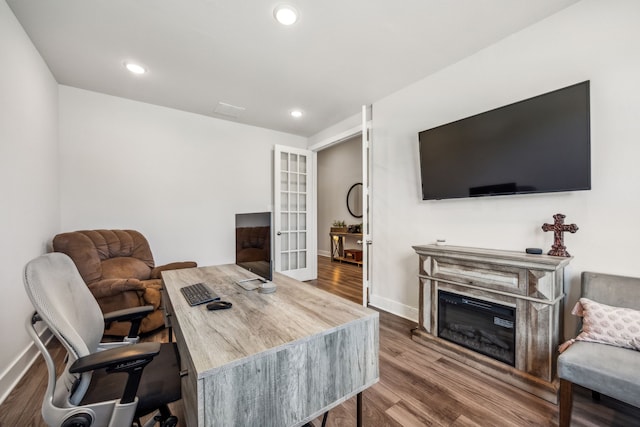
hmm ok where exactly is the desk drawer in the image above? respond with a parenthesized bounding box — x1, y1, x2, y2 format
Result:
(160, 286, 173, 329)
(172, 318, 199, 426)
(178, 341, 199, 427)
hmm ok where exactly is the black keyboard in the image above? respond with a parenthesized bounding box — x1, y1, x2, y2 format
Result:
(180, 283, 220, 306)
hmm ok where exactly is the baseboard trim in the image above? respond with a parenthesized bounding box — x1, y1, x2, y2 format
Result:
(369, 293, 418, 323)
(318, 250, 331, 258)
(0, 327, 52, 406)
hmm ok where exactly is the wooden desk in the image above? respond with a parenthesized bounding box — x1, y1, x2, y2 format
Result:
(162, 264, 379, 426)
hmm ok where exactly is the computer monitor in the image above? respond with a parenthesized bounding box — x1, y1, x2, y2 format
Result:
(235, 212, 273, 283)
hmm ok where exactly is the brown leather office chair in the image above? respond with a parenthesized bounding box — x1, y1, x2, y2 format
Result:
(53, 229, 196, 336)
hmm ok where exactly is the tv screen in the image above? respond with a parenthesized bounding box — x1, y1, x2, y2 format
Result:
(418, 81, 591, 200)
(235, 212, 273, 282)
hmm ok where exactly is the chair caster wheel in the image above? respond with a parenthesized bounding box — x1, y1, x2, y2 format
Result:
(61, 413, 92, 427)
(160, 416, 178, 427)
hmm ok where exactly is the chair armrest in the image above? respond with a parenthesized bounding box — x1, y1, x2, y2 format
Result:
(150, 261, 197, 279)
(88, 278, 146, 298)
(103, 306, 154, 323)
(70, 342, 161, 404)
(69, 342, 161, 374)
(104, 305, 154, 339)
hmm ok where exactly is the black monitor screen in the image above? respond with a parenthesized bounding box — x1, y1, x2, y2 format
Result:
(419, 81, 591, 200)
(235, 212, 272, 282)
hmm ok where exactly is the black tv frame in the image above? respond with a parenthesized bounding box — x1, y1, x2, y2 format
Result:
(418, 81, 591, 201)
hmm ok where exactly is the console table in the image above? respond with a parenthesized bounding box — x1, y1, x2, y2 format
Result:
(162, 264, 379, 426)
(411, 244, 571, 403)
(330, 232, 363, 265)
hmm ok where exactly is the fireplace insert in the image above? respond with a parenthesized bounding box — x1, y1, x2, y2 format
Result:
(438, 290, 516, 366)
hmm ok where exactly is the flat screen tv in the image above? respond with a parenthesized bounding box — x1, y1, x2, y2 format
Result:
(418, 81, 591, 200)
(235, 212, 273, 283)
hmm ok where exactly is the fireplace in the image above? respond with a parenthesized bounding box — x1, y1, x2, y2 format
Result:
(411, 244, 571, 403)
(438, 290, 515, 366)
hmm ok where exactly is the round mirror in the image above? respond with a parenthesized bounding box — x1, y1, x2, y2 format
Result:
(346, 183, 363, 218)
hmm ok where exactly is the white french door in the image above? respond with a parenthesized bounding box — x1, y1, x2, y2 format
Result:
(361, 105, 372, 306)
(273, 145, 316, 281)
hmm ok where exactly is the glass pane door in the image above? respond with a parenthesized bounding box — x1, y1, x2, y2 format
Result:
(274, 145, 315, 281)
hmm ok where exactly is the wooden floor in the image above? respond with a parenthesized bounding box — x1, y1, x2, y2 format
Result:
(306, 254, 364, 305)
(2, 256, 639, 426)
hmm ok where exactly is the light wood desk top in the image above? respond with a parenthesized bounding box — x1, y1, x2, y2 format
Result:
(162, 264, 379, 426)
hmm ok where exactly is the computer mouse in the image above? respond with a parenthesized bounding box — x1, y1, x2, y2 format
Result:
(206, 301, 232, 310)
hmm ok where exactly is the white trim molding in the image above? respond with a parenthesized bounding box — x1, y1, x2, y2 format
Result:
(0, 327, 52, 406)
(369, 293, 418, 323)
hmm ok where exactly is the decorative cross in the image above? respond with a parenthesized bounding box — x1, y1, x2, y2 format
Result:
(542, 213, 578, 257)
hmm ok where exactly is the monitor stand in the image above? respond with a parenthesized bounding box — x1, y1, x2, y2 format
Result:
(258, 281, 276, 294)
(235, 277, 267, 291)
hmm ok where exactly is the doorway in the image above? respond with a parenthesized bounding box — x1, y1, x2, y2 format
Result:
(315, 134, 364, 303)
(300, 105, 372, 306)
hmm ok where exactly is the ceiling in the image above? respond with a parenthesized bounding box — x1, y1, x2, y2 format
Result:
(8, 0, 579, 137)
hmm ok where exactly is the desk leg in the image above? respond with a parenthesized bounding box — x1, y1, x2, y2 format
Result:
(357, 392, 362, 427)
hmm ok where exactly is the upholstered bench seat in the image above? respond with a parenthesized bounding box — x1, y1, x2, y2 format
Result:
(558, 341, 640, 407)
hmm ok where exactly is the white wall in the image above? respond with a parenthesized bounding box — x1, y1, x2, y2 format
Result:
(0, 0, 59, 402)
(369, 0, 640, 337)
(317, 136, 362, 255)
(59, 86, 307, 266)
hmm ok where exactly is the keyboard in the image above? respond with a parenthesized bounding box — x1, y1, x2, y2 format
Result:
(180, 283, 220, 306)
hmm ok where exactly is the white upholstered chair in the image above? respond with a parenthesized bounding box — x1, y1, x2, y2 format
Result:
(24, 252, 181, 427)
(557, 271, 640, 426)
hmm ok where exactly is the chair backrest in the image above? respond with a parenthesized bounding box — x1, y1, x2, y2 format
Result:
(52, 229, 156, 284)
(582, 271, 640, 310)
(24, 253, 105, 404)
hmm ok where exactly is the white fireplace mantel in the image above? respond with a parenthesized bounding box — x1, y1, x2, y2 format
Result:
(411, 244, 571, 403)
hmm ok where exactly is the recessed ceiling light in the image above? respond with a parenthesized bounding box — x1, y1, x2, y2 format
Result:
(274, 5, 299, 26)
(290, 110, 303, 118)
(124, 62, 146, 74)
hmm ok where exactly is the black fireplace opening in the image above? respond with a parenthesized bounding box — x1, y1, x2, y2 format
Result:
(438, 290, 516, 366)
